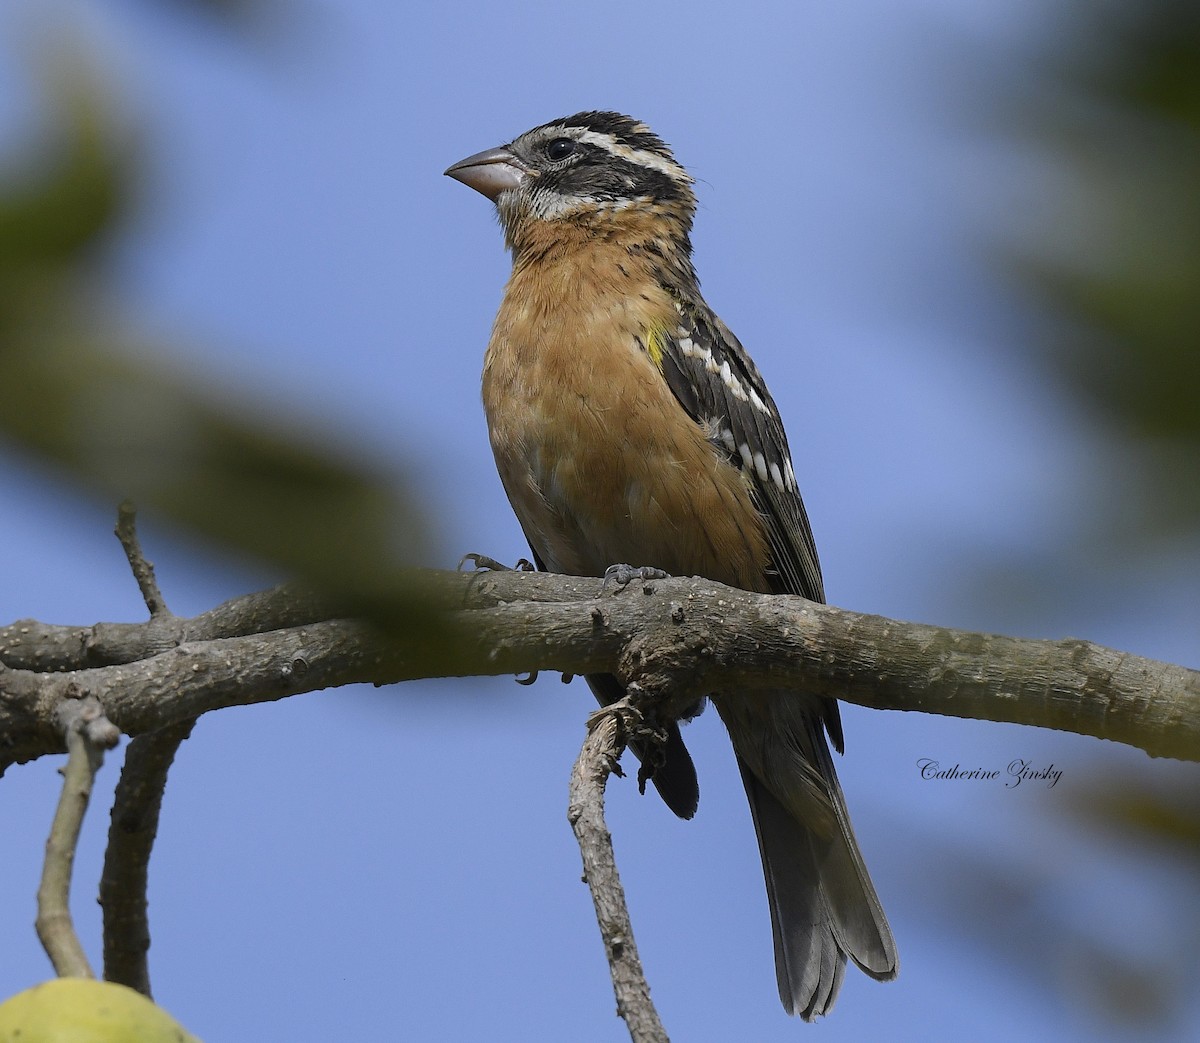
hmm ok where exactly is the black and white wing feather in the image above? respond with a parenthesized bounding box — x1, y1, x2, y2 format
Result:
(658, 299, 826, 606)
(656, 298, 843, 754)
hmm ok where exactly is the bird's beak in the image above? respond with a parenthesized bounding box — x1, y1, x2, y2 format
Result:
(444, 145, 529, 201)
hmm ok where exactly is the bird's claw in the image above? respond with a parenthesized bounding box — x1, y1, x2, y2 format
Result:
(458, 553, 537, 572)
(632, 720, 672, 795)
(602, 563, 670, 593)
(585, 701, 671, 791)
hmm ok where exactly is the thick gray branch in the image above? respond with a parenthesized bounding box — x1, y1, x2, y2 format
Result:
(2, 569, 1196, 774)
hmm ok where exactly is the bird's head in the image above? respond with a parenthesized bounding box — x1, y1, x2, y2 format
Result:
(445, 111, 696, 258)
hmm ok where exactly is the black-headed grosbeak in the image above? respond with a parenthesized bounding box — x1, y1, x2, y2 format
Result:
(446, 111, 897, 1019)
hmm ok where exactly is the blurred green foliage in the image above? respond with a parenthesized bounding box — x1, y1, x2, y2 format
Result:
(0, 52, 437, 635)
(1074, 776, 1200, 858)
(1001, 5, 1200, 1028)
(0, 72, 125, 270)
(1011, 0, 1200, 538)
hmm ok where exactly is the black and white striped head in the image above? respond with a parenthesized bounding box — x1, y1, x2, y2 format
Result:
(446, 112, 696, 249)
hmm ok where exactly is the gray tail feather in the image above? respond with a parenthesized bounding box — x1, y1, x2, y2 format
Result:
(584, 673, 699, 820)
(735, 727, 897, 1019)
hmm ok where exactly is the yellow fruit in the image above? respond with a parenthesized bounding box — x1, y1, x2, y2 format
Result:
(0, 977, 201, 1042)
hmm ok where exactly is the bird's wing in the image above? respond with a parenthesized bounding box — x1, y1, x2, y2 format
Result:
(654, 300, 842, 753)
(655, 300, 826, 605)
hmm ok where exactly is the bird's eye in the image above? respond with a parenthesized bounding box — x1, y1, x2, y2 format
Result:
(545, 137, 577, 162)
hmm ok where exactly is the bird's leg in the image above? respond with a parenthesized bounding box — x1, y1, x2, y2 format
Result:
(457, 553, 537, 572)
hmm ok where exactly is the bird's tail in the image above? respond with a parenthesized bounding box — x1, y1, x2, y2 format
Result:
(718, 695, 897, 1019)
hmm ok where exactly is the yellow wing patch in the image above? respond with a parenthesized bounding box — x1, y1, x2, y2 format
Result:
(643, 324, 667, 372)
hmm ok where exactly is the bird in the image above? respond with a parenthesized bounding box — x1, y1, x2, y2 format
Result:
(445, 111, 897, 1019)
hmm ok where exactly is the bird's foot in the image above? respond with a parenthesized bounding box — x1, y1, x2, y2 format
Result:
(459, 553, 538, 684)
(602, 563, 670, 593)
(458, 553, 536, 572)
(634, 727, 672, 796)
(585, 696, 672, 792)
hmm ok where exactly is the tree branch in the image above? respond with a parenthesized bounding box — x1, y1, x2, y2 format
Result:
(568, 699, 668, 1043)
(3, 558, 1196, 1043)
(98, 502, 195, 997)
(2, 569, 1196, 777)
(100, 717, 196, 997)
(114, 501, 172, 622)
(34, 696, 121, 978)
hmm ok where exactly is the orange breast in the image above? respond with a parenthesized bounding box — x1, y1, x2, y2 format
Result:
(482, 247, 769, 592)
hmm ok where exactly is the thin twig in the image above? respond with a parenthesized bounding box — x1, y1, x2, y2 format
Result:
(568, 701, 669, 1043)
(35, 697, 120, 978)
(115, 501, 171, 620)
(100, 717, 197, 997)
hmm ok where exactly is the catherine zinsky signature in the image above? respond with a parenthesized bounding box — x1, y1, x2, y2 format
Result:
(917, 758, 1063, 788)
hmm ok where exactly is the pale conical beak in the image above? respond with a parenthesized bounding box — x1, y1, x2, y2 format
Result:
(444, 146, 529, 201)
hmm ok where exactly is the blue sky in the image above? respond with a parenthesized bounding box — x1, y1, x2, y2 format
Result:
(1, 1, 1197, 1040)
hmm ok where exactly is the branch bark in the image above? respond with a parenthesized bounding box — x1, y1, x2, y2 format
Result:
(34, 696, 121, 978)
(2, 569, 1195, 776)
(100, 717, 196, 996)
(97, 502, 198, 997)
(568, 700, 669, 1043)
